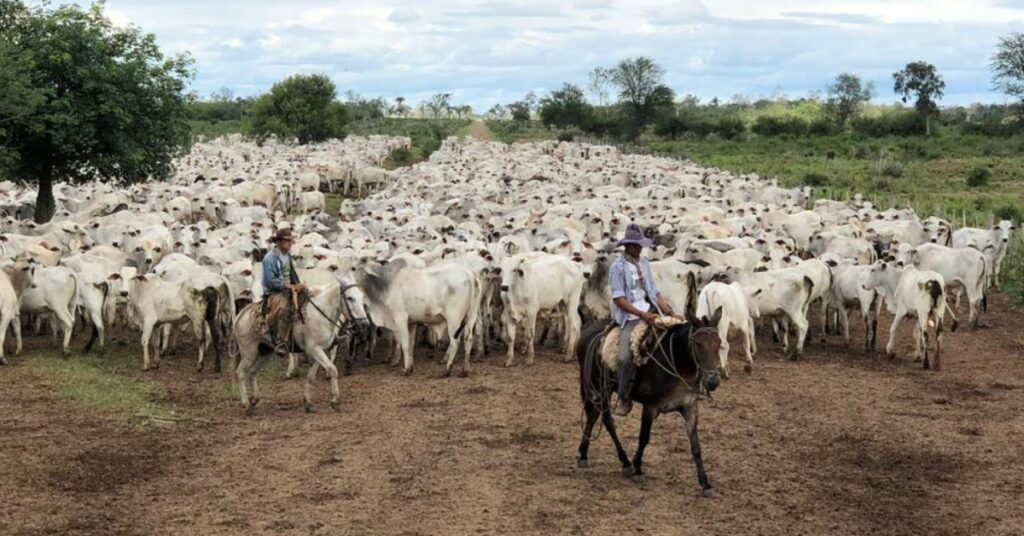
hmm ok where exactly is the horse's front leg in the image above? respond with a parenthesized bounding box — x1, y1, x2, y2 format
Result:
(628, 405, 656, 483)
(682, 403, 714, 497)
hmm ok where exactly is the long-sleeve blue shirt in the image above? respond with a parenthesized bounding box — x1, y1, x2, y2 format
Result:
(608, 255, 661, 326)
(262, 248, 300, 294)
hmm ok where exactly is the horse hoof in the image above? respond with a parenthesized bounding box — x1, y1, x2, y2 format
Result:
(631, 474, 646, 484)
(504, 361, 514, 368)
(400, 368, 412, 377)
(622, 465, 635, 477)
(577, 459, 588, 469)
(439, 369, 451, 379)
(329, 401, 341, 412)
(701, 487, 716, 498)
(456, 369, 469, 378)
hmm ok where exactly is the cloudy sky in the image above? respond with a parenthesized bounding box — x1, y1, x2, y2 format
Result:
(85, 0, 1024, 110)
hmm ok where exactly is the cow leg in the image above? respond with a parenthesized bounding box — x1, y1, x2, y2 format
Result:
(920, 319, 930, 370)
(682, 404, 713, 496)
(396, 318, 414, 375)
(58, 310, 74, 358)
(440, 319, 461, 378)
(564, 303, 581, 362)
(837, 305, 851, 348)
(885, 309, 905, 359)
(11, 316, 21, 356)
(791, 313, 809, 360)
(504, 315, 517, 368)
(85, 306, 104, 353)
(747, 317, 758, 356)
(934, 318, 943, 371)
(141, 322, 156, 370)
(0, 313, 10, 364)
(742, 324, 754, 373)
(628, 405, 656, 482)
(192, 319, 207, 372)
(525, 312, 538, 365)
(718, 334, 731, 379)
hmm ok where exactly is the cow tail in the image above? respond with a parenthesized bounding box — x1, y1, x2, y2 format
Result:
(801, 276, 815, 311)
(685, 271, 698, 320)
(980, 258, 988, 313)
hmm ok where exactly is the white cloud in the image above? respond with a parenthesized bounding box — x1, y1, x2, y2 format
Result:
(81, 0, 1015, 109)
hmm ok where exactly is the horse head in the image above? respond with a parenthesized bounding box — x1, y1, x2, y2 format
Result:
(687, 306, 724, 392)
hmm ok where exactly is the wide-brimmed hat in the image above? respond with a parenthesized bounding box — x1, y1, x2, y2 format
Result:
(272, 228, 295, 242)
(615, 223, 653, 248)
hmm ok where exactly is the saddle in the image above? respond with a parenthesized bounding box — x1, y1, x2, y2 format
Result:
(599, 316, 686, 372)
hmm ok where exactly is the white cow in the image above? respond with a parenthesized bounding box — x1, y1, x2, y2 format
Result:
(499, 253, 584, 366)
(695, 281, 757, 377)
(20, 265, 79, 356)
(357, 258, 481, 376)
(864, 261, 957, 370)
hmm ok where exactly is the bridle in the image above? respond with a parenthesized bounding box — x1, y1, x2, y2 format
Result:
(305, 281, 369, 339)
(644, 323, 719, 396)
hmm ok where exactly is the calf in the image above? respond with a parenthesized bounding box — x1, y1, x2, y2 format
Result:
(695, 281, 757, 377)
(864, 261, 957, 370)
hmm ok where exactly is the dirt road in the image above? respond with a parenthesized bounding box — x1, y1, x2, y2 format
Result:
(468, 120, 493, 141)
(2, 295, 1023, 535)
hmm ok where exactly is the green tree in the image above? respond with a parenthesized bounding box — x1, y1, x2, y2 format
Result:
(610, 57, 675, 133)
(539, 83, 594, 129)
(0, 0, 194, 222)
(991, 32, 1024, 112)
(587, 67, 614, 106)
(251, 74, 348, 144)
(508, 101, 531, 123)
(824, 73, 875, 128)
(893, 61, 945, 135)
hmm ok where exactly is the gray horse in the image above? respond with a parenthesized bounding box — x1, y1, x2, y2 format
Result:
(231, 275, 369, 415)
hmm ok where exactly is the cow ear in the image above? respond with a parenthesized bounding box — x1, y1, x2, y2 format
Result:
(515, 268, 524, 277)
(133, 274, 148, 282)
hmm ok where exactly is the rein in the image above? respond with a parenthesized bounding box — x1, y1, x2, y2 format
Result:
(641, 324, 718, 399)
(305, 282, 362, 336)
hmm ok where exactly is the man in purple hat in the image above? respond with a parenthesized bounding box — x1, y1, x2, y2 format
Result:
(608, 223, 681, 416)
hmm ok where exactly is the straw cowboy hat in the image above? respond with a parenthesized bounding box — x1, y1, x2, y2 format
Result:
(615, 223, 653, 248)
(272, 228, 295, 242)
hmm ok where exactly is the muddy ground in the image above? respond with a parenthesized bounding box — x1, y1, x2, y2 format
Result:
(1, 294, 1023, 536)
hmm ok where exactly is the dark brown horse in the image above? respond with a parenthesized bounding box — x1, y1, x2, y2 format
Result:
(576, 310, 723, 497)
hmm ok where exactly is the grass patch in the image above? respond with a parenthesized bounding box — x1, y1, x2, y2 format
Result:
(32, 350, 174, 421)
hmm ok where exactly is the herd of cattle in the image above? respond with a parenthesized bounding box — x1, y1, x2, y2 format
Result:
(0, 134, 1016, 408)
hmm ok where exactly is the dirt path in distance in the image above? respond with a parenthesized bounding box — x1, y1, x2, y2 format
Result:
(468, 120, 493, 141)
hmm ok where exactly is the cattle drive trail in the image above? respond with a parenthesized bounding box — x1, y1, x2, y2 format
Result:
(468, 119, 494, 141)
(2, 296, 1022, 536)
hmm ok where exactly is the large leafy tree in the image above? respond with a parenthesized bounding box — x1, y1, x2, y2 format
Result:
(893, 61, 945, 135)
(610, 56, 675, 134)
(539, 83, 594, 129)
(251, 74, 348, 144)
(0, 0, 194, 222)
(824, 73, 875, 128)
(991, 32, 1024, 112)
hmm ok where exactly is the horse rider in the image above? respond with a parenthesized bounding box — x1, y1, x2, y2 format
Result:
(262, 228, 306, 357)
(609, 223, 684, 416)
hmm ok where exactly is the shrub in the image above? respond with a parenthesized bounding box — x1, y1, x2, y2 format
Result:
(752, 115, 809, 137)
(874, 177, 892, 191)
(1000, 235, 1024, 305)
(808, 119, 839, 136)
(556, 131, 576, 142)
(995, 204, 1022, 222)
(851, 111, 924, 137)
(881, 163, 903, 178)
(801, 173, 829, 187)
(966, 166, 991, 187)
(853, 144, 872, 159)
(714, 116, 746, 139)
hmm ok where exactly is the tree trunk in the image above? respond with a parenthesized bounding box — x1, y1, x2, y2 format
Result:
(925, 114, 932, 136)
(34, 166, 55, 223)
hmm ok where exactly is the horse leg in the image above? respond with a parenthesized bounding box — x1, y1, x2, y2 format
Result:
(628, 406, 656, 483)
(309, 346, 341, 412)
(577, 403, 600, 468)
(682, 404, 713, 496)
(304, 361, 320, 412)
(602, 411, 631, 471)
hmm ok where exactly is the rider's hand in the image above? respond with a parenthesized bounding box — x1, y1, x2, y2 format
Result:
(641, 312, 658, 325)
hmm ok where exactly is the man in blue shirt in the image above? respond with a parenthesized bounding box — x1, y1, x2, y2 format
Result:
(609, 223, 681, 416)
(262, 228, 305, 357)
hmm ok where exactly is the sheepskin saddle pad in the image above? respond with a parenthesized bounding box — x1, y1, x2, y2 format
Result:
(600, 316, 685, 371)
